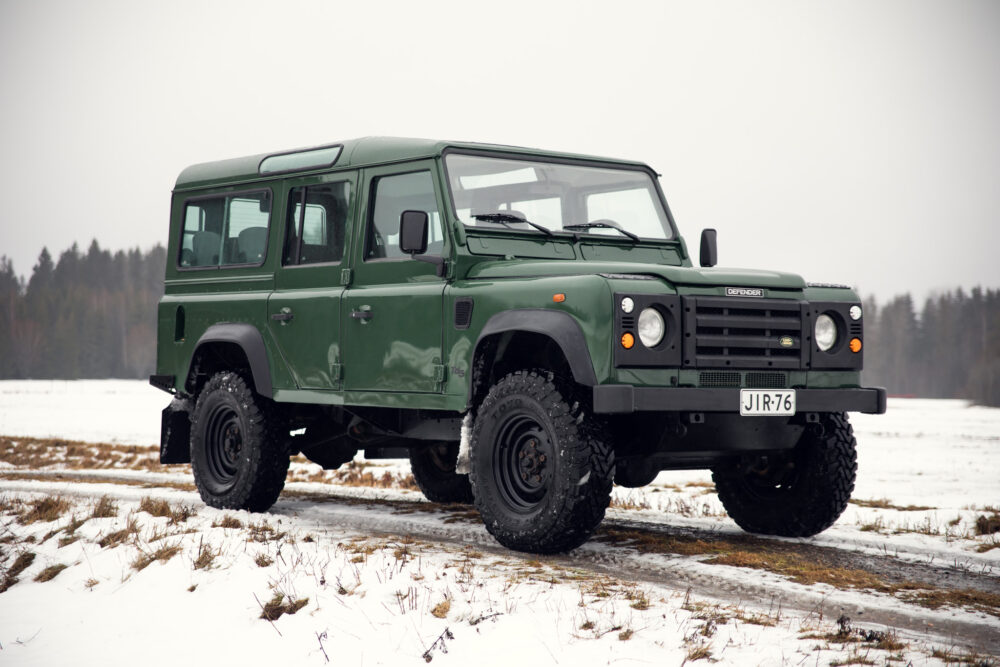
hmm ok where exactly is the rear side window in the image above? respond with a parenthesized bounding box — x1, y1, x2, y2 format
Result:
(179, 191, 272, 268)
(283, 182, 350, 266)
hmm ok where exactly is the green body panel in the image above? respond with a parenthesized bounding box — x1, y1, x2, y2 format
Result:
(442, 275, 615, 397)
(155, 137, 870, 414)
(465, 259, 806, 291)
(266, 171, 358, 391)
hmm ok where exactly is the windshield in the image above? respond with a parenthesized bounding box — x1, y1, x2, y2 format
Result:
(444, 153, 674, 241)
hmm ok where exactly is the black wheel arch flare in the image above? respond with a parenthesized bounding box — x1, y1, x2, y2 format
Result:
(187, 324, 274, 398)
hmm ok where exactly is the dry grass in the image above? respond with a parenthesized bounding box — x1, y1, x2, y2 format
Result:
(805, 616, 909, 651)
(0, 471, 197, 493)
(600, 524, 1000, 619)
(212, 515, 244, 529)
(98, 517, 140, 548)
(90, 496, 118, 518)
(259, 593, 309, 621)
(138, 497, 195, 524)
(684, 644, 712, 662)
(706, 551, 885, 589)
(0, 435, 171, 472)
(132, 543, 182, 571)
(850, 497, 934, 512)
(34, 563, 69, 582)
(248, 521, 288, 543)
(192, 541, 220, 570)
(829, 652, 876, 666)
(902, 588, 1000, 619)
(930, 647, 996, 665)
(975, 512, 1000, 536)
(19, 496, 71, 524)
(0, 551, 36, 592)
(431, 599, 451, 618)
(325, 461, 419, 491)
(610, 494, 652, 511)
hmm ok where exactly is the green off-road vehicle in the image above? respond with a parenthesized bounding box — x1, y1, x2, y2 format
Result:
(151, 137, 885, 553)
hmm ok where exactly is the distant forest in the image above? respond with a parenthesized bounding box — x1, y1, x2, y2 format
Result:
(1, 242, 998, 406)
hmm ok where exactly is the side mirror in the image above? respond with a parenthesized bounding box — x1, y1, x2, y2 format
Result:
(699, 228, 717, 268)
(399, 210, 429, 255)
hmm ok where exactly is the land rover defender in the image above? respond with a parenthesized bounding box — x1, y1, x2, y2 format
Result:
(151, 137, 885, 554)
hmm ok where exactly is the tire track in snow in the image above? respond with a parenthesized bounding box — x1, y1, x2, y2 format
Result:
(2, 470, 998, 651)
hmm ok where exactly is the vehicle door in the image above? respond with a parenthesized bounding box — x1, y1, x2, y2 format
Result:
(267, 173, 356, 390)
(342, 162, 448, 393)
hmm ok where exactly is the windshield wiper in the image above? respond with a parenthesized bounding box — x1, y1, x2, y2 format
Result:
(471, 211, 554, 237)
(563, 220, 640, 243)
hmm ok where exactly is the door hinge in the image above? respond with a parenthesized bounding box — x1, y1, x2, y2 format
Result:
(340, 268, 353, 286)
(330, 362, 343, 382)
(433, 364, 447, 383)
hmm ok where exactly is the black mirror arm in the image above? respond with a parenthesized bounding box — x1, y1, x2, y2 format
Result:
(413, 254, 447, 277)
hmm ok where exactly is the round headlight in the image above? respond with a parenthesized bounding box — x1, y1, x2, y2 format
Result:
(637, 307, 665, 348)
(815, 313, 837, 351)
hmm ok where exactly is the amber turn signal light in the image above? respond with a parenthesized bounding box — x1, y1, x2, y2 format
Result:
(553, 293, 566, 303)
(849, 338, 862, 353)
(621, 332, 635, 349)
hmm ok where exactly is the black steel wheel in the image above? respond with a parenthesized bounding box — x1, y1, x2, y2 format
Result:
(469, 370, 614, 554)
(190, 371, 289, 512)
(712, 412, 857, 537)
(409, 442, 473, 504)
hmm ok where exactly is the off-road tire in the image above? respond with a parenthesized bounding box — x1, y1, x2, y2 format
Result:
(190, 371, 290, 512)
(469, 370, 614, 554)
(409, 442, 473, 504)
(712, 412, 857, 537)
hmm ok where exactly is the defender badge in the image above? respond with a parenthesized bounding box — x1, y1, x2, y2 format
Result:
(778, 336, 794, 348)
(725, 287, 763, 298)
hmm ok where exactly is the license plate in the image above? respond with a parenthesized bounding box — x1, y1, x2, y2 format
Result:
(740, 389, 796, 416)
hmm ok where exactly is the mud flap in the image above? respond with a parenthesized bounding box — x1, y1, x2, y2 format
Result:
(160, 398, 192, 464)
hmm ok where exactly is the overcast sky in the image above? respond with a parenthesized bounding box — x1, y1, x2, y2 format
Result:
(1, 0, 997, 304)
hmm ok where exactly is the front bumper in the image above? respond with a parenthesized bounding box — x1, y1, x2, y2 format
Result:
(592, 385, 887, 415)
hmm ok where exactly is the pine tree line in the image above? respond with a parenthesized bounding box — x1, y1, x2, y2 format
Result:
(0, 241, 997, 405)
(862, 288, 1000, 406)
(0, 241, 166, 379)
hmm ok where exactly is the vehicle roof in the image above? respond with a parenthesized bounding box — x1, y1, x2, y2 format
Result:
(174, 136, 654, 190)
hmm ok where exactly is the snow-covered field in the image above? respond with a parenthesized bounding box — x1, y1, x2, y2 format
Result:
(1, 381, 998, 665)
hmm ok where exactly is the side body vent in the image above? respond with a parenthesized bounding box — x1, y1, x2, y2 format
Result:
(454, 298, 474, 329)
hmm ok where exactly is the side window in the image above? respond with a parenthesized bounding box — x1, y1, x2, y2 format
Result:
(366, 171, 444, 260)
(179, 191, 271, 268)
(283, 182, 350, 266)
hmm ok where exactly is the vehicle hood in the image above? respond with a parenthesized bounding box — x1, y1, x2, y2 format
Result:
(465, 260, 806, 290)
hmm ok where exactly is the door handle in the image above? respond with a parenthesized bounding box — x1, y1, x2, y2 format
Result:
(271, 310, 294, 322)
(351, 308, 373, 321)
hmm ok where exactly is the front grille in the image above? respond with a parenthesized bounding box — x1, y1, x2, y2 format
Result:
(746, 371, 787, 388)
(683, 296, 804, 369)
(699, 371, 741, 388)
(697, 371, 787, 388)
